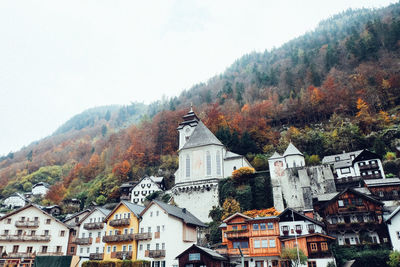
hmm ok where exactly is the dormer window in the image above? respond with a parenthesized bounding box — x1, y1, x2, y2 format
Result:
(335, 156, 340, 162)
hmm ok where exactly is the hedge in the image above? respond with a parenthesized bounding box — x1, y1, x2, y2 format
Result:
(82, 260, 151, 267)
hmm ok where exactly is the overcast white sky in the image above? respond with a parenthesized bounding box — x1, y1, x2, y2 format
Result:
(0, 0, 397, 156)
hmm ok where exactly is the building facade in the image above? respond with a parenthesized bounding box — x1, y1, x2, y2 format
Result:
(137, 200, 205, 267)
(131, 176, 165, 205)
(103, 201, 145, 261)
(172, 108, 252, 222)
(176, 244, 228, 267)
(385, 206, 400, 252)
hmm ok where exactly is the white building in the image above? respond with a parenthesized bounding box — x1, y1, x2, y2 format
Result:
(3, 193, 29, 209)
(385, 206, 400, 251)
(31, 182, 50, 196)
(172, 107, 252, 222)
(268, 143, 336, 211)
(137, 200, 206, 267)
(278, 208, 325, 237)
(0, 204, 70, 262)
(75, 207, 110, 264)
(131, 176, 165, 205)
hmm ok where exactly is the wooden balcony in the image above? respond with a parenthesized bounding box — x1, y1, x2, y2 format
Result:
(362, 174, 382, 180)
(337, 206, 368, 214)
(227, 248, 249, 256)
(83, 222, 104, 230)
(327, 221, 379, 232)
(359, 163, 379, 171)
(89, 253, 104, 260)
(226, 229, 249, 239)
(37, 252, 63, 256)
(102, 234, 134, 243)
(111, 251, 132, 260)
(73, 237, 92, 245)
(6, 253, 35, 258)
(109, 218, 130, 227)
(15, 221, 39, 228)
(145, 250, 166, 258)
(134, 232, 152, 240)
(0, 235, 50, 242)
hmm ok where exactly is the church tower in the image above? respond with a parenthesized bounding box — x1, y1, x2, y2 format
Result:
(176, 105, 199, 150)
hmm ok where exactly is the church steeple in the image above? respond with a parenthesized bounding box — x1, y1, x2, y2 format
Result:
(177, 106, 200, 150)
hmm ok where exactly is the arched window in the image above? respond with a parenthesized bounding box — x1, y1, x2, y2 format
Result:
(216, 151, 221, 175)
(186, 155, 190, 178)
(206, 151, 211, 176)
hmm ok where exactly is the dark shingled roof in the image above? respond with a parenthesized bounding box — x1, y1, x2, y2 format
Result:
(181, 121, 223, 150)
(122, 200, 145, 218)
(152, 200, 206, 227)
(176, 244, 227, 261)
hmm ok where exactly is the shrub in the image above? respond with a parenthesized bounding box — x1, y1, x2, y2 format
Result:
(82, 260, 151, 267)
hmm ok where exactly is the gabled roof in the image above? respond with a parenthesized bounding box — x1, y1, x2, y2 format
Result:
(105, 201, 145, 221)
(279, 233, 336, 242)
(141, 200, 206, 227)
(353, 149, 381, 163)
(222, 212, 252, 223)
(64, 209, 91, 223)
(278, 208, 324, 226)
(175, 244, 227, 261)
(79, 207, 111, 224)
(322, 150, 363, 164)
(224, 151, 242, 160)
(269, 152, 283, 160)
(33, 182, 50, 188)
(0, 204, 70, 229)
(385, 206, 400, 223)
(7, 192, 29, 201)
(320, 187, 383, 210)
(181, 121, 223, 150)
(363, 178, 400, 187)
(132, 176, 164, 191)
(283, 143, 303, 157)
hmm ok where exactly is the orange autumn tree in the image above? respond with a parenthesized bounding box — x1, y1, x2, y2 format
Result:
(45, 182, 66, 205)
(112, 160, 131, 182)
(243, 207, 280, 218)
(231, 167, 255, 183)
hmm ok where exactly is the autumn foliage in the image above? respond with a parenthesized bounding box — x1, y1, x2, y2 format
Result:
(243, 207, 280, 218)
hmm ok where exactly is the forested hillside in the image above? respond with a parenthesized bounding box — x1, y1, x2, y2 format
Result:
(1, 3, 400, 208)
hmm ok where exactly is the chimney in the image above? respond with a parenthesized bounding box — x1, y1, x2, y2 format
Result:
(303, 210, 314, 219)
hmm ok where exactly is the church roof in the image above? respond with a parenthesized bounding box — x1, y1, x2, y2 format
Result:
(283, 143, 303, 157)
(269, 152, 283, 160)
(177, 107, 199, 130)
(181, 121, 223, 150)
(224, 151, 242, 159)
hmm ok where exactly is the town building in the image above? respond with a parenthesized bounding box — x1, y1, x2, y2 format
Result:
(64, 209, 91, 256)
(322, 150, 386, 191)
(279, 234, 336, 267)
(172, 107, 252, 222)
(0, 204, 70, 266)
(102, 201, 145, 261)
(385, 206, 400, 251)
(131, 176, 165, 205)
(31, 182, 50, 197)
(313, 188, 388, 246)
(278, 208, 325, 237)
(176, 244, 228, 267)
(41, 205, 62, 217)
(2, 193, 29, 209)
(75, 207, 111, 264)
(137, 200, 206, 267)
(362, 178, 400, 206)
(120, 182, 138, 201)
(219, 213, 281, 267)
(268, 143, 336, 211)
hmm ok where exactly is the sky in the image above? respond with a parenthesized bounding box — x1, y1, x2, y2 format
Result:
(0, 0, 397, 156)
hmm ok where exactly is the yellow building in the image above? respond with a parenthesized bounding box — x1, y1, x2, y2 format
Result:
(103, 201, 145, 261)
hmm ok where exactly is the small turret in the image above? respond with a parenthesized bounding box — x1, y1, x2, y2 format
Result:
(177, 106, 200, 150)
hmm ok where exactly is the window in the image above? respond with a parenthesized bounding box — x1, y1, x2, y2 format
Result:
(186, 155, 190, 178)
(13, 245, 19, 253)
(232, 226, 238, 230)
(130, 228, 134, 234)
(82, 233, 86, 238)
(310, 243, 317, 252)
(216, 151, 221, 175)
(261, 239, 268, 248)
(4, 230, 8, 235)
(147, 244, 150, 250)
(233, 241, 249, 248)
(307, 224, 315, 232)
(21, 216, 25, 221)
(156, 243, 160, 250)
(70, 247, 75, 253)
(321, 242, 328, 251)
(124, 229, 128, 235)
(56, 246, 62, 253)
(17, 230, 22, 236)
(156, 211, 159, 216)
(87, 247, 90, 253)
(189, 253, 200, 261)
(206, 151, 211, 176)
(34, 217, 38, 221)
(7, 218, 11, 224)
(122, 245, 127, 252)
(341, 168, 351, 174)
(46, 219, 51, 224)
(109, 230, 112, 235)
(112, 246, 116, 252)
(150, 212, 153, 217)
(107, 246, 111, 253)
(128, 245, 132, 251)
(338, 200, 344, 207)
(253, 224, 259, 230)
(114, 230, 118, 235)
(60, 230, 65, 237)
(355, 198, 363, 206)
(157, 226, 161, 232)
(260, 223, 266, 230)
(241, 225, 247, 230)
(27, 246, 33, 253)
(42, 246, 48, 253)
(267, 222, 274, 230)
(331, 217, 338, 224)
(162, 243, 165, 250)
(335, 156, 340, 162)
(281, 225, 289, 232)
(148, 227, 152, 233)
(98, 232, 101, 237)
(269, 239, 276, 248)
(139, 244, 143, 251)
(96, 247, 99, 253)
(141, 228, 144, 233)
(254, 240, 261, 248)
(397, 232, 400, 240)
(308, 262, 317, 267)
(44, 230, 49, 236)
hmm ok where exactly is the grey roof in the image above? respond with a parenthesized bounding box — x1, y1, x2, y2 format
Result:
(196, 246, 227, 261)
(181, 121, 223, 150)
(385, 206, 400, 222)
(10, 192, 28, 201)
(333, 160, 353, 169)
(364, 178, 400, 187)
(283, 143, 303, 157)
(97, 207, 112, 216)
(316, 192, 338, 202)
(269, 152, 283, 160)
(224, 151, 242, 159)
(152, 200, 206, 227)
(122, 200, 145, 218)
(353, 187, 371, 195)
(219, 222, 227, 228)
(322, 150, 363, 164)
(33, 182, 50, 188)
(150, 176, 164, 183)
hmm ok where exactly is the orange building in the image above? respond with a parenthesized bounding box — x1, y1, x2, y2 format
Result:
(219, 213, 281, 267)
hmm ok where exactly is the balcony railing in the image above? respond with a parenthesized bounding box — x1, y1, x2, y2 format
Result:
(359, 163, 379, 170)
(327, 221, 379, 232)
(6, 253, 35, 258)
(227, 248, 249, 256)
(89, 253, 104, 260)
(338, 206, 368, 214)
(146, 250, 166, 258)
(83, 222, 104, 230)
(135, 232, 152, 240)
(361, 174, 382, 180)
(103, 234, 134, 243)
(0, 235, 50, 242)
(111, 251, 132, 260)
(109, 218, 130, 227)
(335, 176, 361, 184)
(15, 221, 39, 228)
(73, 237, 92, 245)
(37, 252, 63, 256)
(225, 229, 249, 239)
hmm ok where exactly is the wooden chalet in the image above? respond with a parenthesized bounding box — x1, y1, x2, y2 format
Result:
(176, 244, 228, 267)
